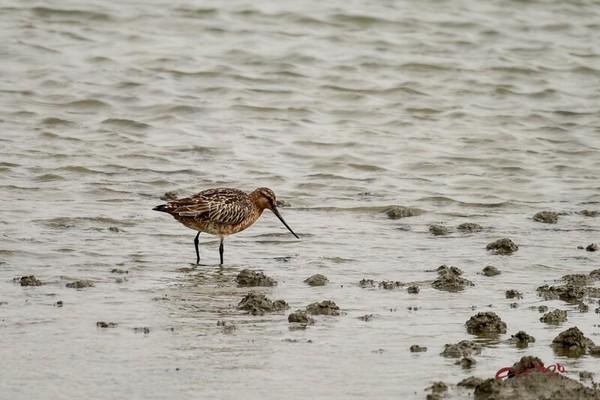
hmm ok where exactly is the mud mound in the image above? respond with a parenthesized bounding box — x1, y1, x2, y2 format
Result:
(429, 224, 449, 235)
(486, 238, 518, 254)
(304, 274, 328, 286)
(466, 312, 507, 335)
(441, 340, 482, 358)
(237, 292, 289, 316)
(537, 284, 585, 302)
(540, 309, 567, 324)
(533, 211, 558, 223)
(306, 300, 340, 316)
(359, 279, 403, 290)
(288, 310, 314, 325)
(457, 222, 483, 233)
(432, 265, 473, 292)
(384, 205, 425, 219)
(66, 280, 94, 289)
(552, 327, 595, 357)
(482, 266, 500, 276)
(19, 275, 42, 286)
(509, 331, 535, 347)
(235, 269, 276, 287)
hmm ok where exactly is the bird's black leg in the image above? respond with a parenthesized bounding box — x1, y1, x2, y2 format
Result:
(194, 232, 201, 264)
(219, 238, 224, 265)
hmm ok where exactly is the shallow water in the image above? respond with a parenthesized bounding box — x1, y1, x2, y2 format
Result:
(1, 0, 600, 398)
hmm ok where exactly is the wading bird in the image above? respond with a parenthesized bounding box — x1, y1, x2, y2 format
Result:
(153, 187, 298, 264)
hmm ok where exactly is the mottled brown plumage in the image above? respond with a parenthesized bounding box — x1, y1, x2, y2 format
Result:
(153, 187, 298, 264)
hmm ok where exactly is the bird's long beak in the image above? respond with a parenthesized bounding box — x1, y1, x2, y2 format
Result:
(271, 207, 299, 239)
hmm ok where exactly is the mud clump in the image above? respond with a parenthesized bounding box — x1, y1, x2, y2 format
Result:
(410, 344, 427, 352)
(217, 321, 236, 334)
(441, 340, 482, 358)
(473, 356, 598, 400)
(237, 292, 289, 316)
(19, 275, 42, 287)
(540, 309, 567, 324)
(432, 265, 473, 292)
(552, 327, 595, 356)
(426, 381, 448, 399)
(586, 243, 598, 252)
(235, 269, 276, 287)
(429, 224, 449, 236)
(457, 222, 482, 233)
(509, 331, 535, 347)
(457, 357, 477, 369)
(288, 310, 315, 325)
(66, 280, 94, 289)
(561, 273, 591, 286)
(466, 312, 507, 335)
(458, 377, 485, 388)
(486, 238, 518, 254)
(384, 205, 425, 219)
(378, 280, 403, 290)
(96, 321, 118, 328)
(407, 285, 420, 294)
(306, 300, 340, 316)
(110, 268, 128, 274)
(304, 274, 328, 286)
(359, 279, 376, 288)
(536, 284, 585, 302)
(358, 314, 375, 322)
(533, 211, 558, 224)
(482, 266, 500, 277)
(580, 210, 599, 217)
(359, 278, 403, 290)
(505, 289, 522, 299)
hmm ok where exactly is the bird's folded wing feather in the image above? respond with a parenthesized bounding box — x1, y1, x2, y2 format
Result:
(168, 190, 252, 225)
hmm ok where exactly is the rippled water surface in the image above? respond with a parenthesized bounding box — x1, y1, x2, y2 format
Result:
(1, 0, 600, 399)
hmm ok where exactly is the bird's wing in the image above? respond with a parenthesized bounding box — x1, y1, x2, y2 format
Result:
(167, 188, 252, 225)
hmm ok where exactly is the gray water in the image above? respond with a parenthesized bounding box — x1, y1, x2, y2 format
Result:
(1, 0, 600, 399)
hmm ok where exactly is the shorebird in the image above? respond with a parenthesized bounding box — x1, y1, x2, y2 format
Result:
(153, 187, 299, 264)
